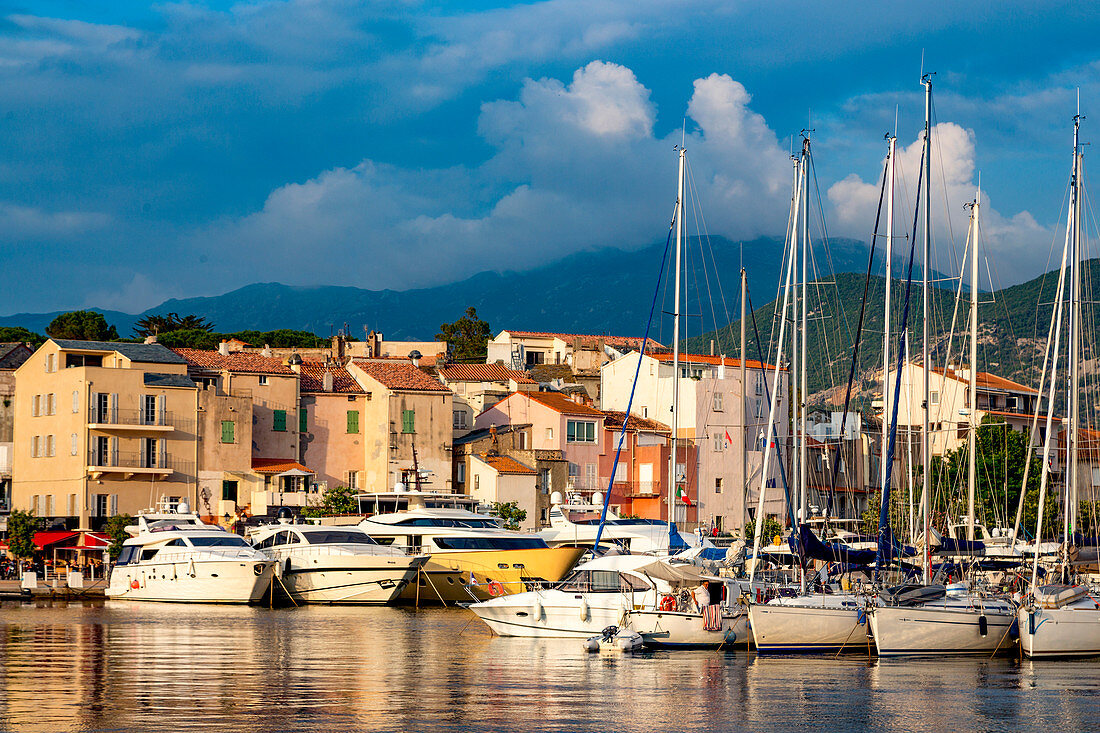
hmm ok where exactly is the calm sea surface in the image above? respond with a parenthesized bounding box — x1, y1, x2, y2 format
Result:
(0, 601, 1097, 732)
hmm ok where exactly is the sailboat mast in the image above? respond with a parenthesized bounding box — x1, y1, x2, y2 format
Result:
(790, 155, 801, 531)
(1069, 112, 1082, 545)
(882, 135, 896, 513)
(740, 268, 749, 532)
(921, 73, 933, 585)
(669, 146, 685, 535)
(800, 137, 810, 529)
(967, 188, 980, 541)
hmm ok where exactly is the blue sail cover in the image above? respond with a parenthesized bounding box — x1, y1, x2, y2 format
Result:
(668, 521, 689, 552)
(795, 525, 878, 566)
(1073, 532, 1100, 548)
(936, 538, 986, 555)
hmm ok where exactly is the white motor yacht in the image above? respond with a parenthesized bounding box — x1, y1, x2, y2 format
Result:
(538, 493, 708, 556)
(868, 584, 1017, 656)
(107, 501, 275, 604)
(358, 507, 584, 603)
(248, 523, 427, 605)
(468, 555, 747, 647)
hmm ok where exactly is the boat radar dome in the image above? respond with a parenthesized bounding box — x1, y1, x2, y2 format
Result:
(276, 506, 293, 523)
(394, 481, 406, 492)
(550, 491, 563, 505)
(591, 491, 604, 507)
(176, 499, 190, 515)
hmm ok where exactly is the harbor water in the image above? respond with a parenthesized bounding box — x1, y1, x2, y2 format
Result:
(1, 601, 1097, 732)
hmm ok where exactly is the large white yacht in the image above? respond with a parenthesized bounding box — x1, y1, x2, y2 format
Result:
(537, 493, 708, 556)
(352, 499, 584, 604)
(107, 501, 275, 603)
(248, 523, 427, 605)
(467, 555, 746, 647)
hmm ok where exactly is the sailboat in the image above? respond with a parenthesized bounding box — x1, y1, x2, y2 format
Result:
(1017, 107, 1100, 659)
(868, 74, 1016, 656)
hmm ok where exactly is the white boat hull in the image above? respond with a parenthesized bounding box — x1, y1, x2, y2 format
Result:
(870, 604, 1016, 656)
(107, 558, 274, 604)
(750, 600, 868, 654)
(625, 609, 747, 648)
(280, 556, 422, 605)
(1019, 603, 1100, 658)
(470, 590, 653, 638)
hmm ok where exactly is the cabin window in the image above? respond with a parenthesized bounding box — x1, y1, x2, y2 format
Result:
(141, 548, 159, 561)
(116, 545, 137, 565)
(273, 410, 287, 432)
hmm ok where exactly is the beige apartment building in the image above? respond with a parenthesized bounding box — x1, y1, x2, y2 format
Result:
(297, 359, 368, 492)
(347, 359, 453, 492)
(11, 339, 199, 529)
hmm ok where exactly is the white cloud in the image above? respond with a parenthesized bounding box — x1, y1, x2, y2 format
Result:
(0, 202, 111, 238)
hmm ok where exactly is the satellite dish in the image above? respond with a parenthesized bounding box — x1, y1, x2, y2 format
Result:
(591, 491, 604, 507)
(177, 499, 190, 515)
(550, 491, 563, 505)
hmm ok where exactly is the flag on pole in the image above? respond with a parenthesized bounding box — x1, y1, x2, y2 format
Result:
(724, 429, 733, 448)
(676, 483, 693, 506)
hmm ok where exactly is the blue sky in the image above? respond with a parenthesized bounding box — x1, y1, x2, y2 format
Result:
(1, 0, 1098, 314)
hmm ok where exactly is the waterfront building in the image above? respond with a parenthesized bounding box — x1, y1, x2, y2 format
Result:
(600, 351, 789, 533)
(346, 359, 453, 493)
(466, 453, 539, 530)
(297, 359, 368, 495)
(11, 339, 198, 529)
(0, 342, 33, 512)
(437, 362, 536, 438)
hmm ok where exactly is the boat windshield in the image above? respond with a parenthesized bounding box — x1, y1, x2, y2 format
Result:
(555, 569, 651, 593)
(394, 517, 502, 529)
(303, 530, 378, 545)
(188, 536, 250, 548)
(433, 537, 548, 550)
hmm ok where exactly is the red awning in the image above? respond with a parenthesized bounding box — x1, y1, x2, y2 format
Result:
(80, 532, 111, 548)
(33, 531, 78, 549)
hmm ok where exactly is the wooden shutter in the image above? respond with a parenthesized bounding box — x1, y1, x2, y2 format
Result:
(347, 410, 359, 434)
(158, 439, 167, 469)
(402, 409, 414, 433)
(299, 408, 308, 433)
(110, 393, 118, 423)
(274, 409, 286, 432)
(158, 394, 167, 425)
(109, 494, 118, 516)
(221, 420, 234, 443)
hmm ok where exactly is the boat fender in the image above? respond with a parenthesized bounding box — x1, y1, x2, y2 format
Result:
(978, 614, 988, 637)
(658, 595, 676, 612)
(533, 598, 543, 620)
(583, 637, 600, 653)
(579, 598, 589, 621)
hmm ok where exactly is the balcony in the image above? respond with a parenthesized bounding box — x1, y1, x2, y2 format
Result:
(88, 408, 179, 433)
(87, 450, 192, 479)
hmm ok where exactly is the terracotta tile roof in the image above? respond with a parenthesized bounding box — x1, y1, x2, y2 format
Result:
(601, 411, 670, 433)
(528, 363, 576, 382)
(352, 359, 450, 392)
(440, 362, 536, 384)
(522, 391, 604, 417)
(935, 367, 1038, 394)
(252, 458, 313, 474)
(650, 353, 781, 371)
(298, 361, 365, 393)
(360, 354, 443, 366)
(172, 348, 295, 375)
(477, 453, 537, 475)
(981, 409, 1033, 419)
(501, 330, 665, 351)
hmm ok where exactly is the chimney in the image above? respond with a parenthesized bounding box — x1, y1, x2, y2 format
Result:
(218, 340, 229, 356)
(409, 350, 422, 368)
(710, 339, 715, 356)
(718, 355, 726, 380)
(288, 353, 302, 373)
(144, 335, 157, 345)
(262, 344, 273, 358)
(323, 367, 334, 393)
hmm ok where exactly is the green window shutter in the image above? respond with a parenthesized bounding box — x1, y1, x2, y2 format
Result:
(300, 408, 308, 433)
(221, 420, 234, 444)
(402, 409, 415, 434)
(273, 409, 286, 432)
(347, 410, 359, 433)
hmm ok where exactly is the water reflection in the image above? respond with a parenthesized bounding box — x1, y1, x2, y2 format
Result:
(0, 602, 1096, 732)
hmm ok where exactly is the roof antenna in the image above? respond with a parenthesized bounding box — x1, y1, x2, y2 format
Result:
(919, 48, 925, 84)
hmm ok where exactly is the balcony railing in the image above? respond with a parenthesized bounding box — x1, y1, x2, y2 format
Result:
(88, 408, 180, 429)
(87, 450, 193, 475)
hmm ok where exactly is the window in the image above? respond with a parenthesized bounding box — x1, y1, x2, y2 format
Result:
(32, 394, 40, 417)
(45, 495, 54, 516)
(46, 435, 55, 457)
(540, 467, 551, 494)
(300, 408, 308, 432)
(568, 462, 579, 482)
(613, 463, 627, 483)
(142, 395, 157, 425)
(273, 409, 287, 432)
(546, 427, 554, 441)
(222, 480, 238, 502)
(221, 420, 235, 444)
(457, 462, 466, 484)
(714, 433, 725, 451)
(45, 353, 55, 372)
(347, 410, 360, 434)
(586, 463, 597, 487)
(67, 494, 76, 516)
(642, 406, 648, 418)
(47, 393, 56, 415)
(930, 391, 940, 405)
(72, 390, 79, 413)
(70, 433, 78, 456)
(566, 420, 596, 443)
(473, 474, 479, 491)
(31, 436, 39, 458)
(755, 373, 765, 395)
(755, 399, 764, 419)
(715, 477, 723, 494)
(347, 471, 358, 490)
(518, 431, 528, 449)
(453, 410, 467, 429)
(258, 375, 269, 386)
(402, 409, 415, 434)
(713, 392, 723, 411)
